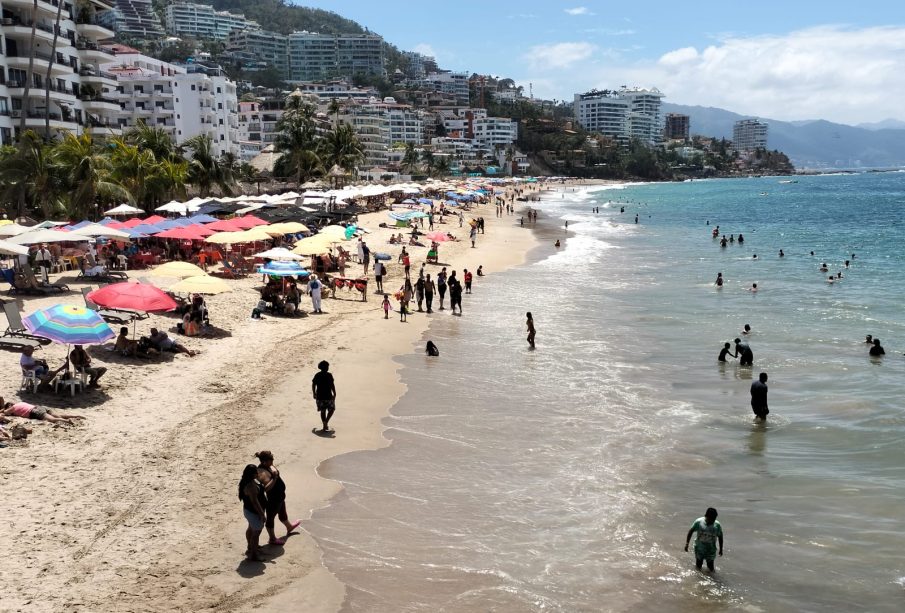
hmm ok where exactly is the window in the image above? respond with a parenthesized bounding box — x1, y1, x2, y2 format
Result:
(191, 84, 196, 91)
(216, 87, 221, 93)
(220, 135, 224, 140)
(219, 118, 223, 125)
(135, 85, 143, 93)
(0, 128, 11, 145)
(156, 101, 164, 108)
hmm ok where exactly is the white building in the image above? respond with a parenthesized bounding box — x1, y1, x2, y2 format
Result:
(164, 3, 258, 41)
(339, 97, 423, 167)
(573, 87, 663, 145)
(97, 0, 164, 39)
(421, 72, 469, 105)
(733, 119, 768, 152)
(103, 53, 239, 156)
(0, 0, 121, 144)
(473, 116, 517, 149)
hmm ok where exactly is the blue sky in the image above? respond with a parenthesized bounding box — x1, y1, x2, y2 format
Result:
(295, 1, 905, 125)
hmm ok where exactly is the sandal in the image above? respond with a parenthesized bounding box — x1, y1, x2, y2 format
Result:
(269, 537, 286, 546)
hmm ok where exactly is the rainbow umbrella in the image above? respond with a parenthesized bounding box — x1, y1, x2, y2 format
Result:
(23, 304, 115, 345)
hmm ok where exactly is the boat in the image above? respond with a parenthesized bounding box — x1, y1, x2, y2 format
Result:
(778, 179, 798, 184)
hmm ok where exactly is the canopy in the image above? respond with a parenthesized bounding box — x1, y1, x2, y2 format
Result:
(22, 304, 115, 345)
(291, 233, 339, 255)
(0, 238, 30, 256)
(253, 247, 305, 261)
(105, 203, 144, 216)
(9, 229, 81, 245)
(148, 261, 206, 278)
(0, 223, 32, 237)
(169, 275, 231, 295)
(86, 282, 177, 313)
(155, 227, 208, 241)
(71, 224, 132, 240)
(258, 261, 309, 277)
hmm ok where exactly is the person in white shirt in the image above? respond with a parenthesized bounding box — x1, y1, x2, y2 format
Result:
(34, 244, 52, 282)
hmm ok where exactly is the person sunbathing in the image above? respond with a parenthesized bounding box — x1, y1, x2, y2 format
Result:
(149, 328, 197, 357)
(1, 398, 86, 424)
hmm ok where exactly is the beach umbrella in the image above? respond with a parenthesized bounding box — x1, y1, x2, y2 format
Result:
(105, 203, 144, 216)
(263, 222, 311, 236)
(155, 227, 208, 241)
(253, 247, 305, 261)
(71, 224, 132, 240)
(131, 223, 164, 235)
(291, 233, 338, 255)
(234, 227, 273, 242)
(232, 215, 269, 229)
(86, 282, 177, 313)
(0, 222, 31, 237)
(426, 231, 452, 242)
(120, 218, 144, 229)
(205, 218, 243, 232)
(125, 229, 150, 239)
(143, 215, 167, 224)
(319, 225, 352, 240)
(169, 275, 232, 295)
(22, 304, 115, 346)
(204, 231, 246, 244)
(258, 261, 309, 277)
(0, 238, 29, 256)
(154, 219, 183, 230)
(148, 261, 206, 279)
(8, 229, 79, 245)
(187, 214, 218, 224)
(417, 198, 433, 205)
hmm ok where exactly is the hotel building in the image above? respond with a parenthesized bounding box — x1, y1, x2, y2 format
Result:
(733, 119, 768, 152)
(164, 3, 258, 41)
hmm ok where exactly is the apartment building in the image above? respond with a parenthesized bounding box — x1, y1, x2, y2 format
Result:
(97, 0, 164, 39)
(287, 79, 378, 102)
(664, 113, 690, 141)
(473, 116, 517, 149)
(102, 53, 239, 156)
(287, 31, 384, 82)
(733, 119, 768, 152)
(573, 87, 663, 145)
(164, 3, 258, 41)
(402, 50, 436, 79)
(420, 71, 469, 105)
(0, 0, 121, 144)
(226, 29, 288, 75)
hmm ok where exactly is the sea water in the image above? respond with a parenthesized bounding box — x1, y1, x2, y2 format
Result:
(307, 174, 905, 612)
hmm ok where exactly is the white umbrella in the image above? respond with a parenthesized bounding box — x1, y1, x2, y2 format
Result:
(71, 224, 132, 240)
(105, 203, 144, 216)
(0, 238, 29, 256)
(0, 223, 32, 237)
(156, 200, 189, 215)
(8, 229, 81, 244)
(253, 247, 305, 261)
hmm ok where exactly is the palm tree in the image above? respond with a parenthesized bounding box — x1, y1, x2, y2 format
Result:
(422, 150, 435, 177)
(327, 98, 341, 127)
(274, 97, 321, 186)
(18, 0, 40, 136)
(0, 131, 62, 218)
(125, 120, 180, 162)
(43, 0, 66, 138)
(401, 142, 419, 174)
(108, 137, 158, 209)
(320, 123, 364, 173)
(434, 156, 450, 177)
(183, 134, 234, 197)
(53, 132, 130, 219)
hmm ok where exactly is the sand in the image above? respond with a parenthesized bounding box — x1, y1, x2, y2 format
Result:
(0, 183, 562, 612)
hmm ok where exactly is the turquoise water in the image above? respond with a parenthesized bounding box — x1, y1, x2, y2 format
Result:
(308, 174, 905, 612)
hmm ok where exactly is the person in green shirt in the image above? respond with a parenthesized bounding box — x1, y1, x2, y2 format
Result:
(684, 507, 724, 571)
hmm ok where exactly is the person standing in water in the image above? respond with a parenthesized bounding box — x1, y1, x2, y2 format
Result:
(869, 338, 885, 357)
(734, 338, 753, 366)
(526, 312, 536, 348)
(311, 360, 336, 434)
(715, 272, 724, 288)
(684, 507, 724, 572)
(750, 372, 769, 420)
(718, 342, 735, 362)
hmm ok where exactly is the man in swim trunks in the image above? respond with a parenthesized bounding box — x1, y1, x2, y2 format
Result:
(750, 372, 769, 420)
(684, 507, 724, 572)
(311, 360, 336, 434)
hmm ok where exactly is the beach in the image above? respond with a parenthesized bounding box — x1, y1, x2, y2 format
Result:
(0, 181, 580, 612)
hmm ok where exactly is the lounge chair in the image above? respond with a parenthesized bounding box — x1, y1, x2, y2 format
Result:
(0, 336, 43, 353)
(212, 258, 246, 279)
(80, 287, 144, 324)
(77, 268, 128, 283)
(2, 268, 50, 296)
(2, 302, 52, 346)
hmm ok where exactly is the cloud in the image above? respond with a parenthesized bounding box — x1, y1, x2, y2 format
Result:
(524, 42, 598, 70)
(565, 7, 593, 16)
(412, 43, 436, 58)
(517, 26, 905, 124)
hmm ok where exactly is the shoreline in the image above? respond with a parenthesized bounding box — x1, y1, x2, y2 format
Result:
(0, 182, 566, 612)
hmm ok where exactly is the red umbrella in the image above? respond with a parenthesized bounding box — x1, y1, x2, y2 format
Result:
(155, 227, 207, 241)
(234, 215, 268, 228)
(86, 281, 177, 313)
(144, 215, 167, 224)
(205, 218, 243, 232)
(120, 218, 144, 228)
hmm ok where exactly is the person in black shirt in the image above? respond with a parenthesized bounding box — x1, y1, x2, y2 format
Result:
(256, 450, 301, 545)
(718, 342, 735, 362)
(238, 464, 268, 561)
(312, 360, 336, 433)
(750, 372, 769, 420)
(734, 338, 753, 366)
(869, 338, 885, 357)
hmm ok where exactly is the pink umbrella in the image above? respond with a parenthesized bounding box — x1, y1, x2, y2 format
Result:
(238, 215, 269, 228)
(205, 218, 243, 232)
(143, 215, 167, 224)
(87, 281, 177, 313)
(155, 227, 207, 241)
(426, 231, 452, 242)
(120, 218, 144, 229)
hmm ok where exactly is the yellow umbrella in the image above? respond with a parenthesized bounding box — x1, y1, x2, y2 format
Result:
(0, 219, 12, 226)
(263, 222, 310, 236)
(148, 261, 206, 279)
(169, 275, 232, 295)
(319, 225, 351, 240)
(236, 227, 274, 242)
(205, 231, 246, 244)
(291, 233, 338, 256)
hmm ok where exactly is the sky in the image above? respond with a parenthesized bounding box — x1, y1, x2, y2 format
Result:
(294, 0, 905, 126)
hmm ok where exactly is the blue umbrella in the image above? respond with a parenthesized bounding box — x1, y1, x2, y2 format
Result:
(67, 220, 93, 230)
(172, 218, 195, 227)
(188, 214, 218, 224)
(132, 223, 163, 235)
(155, 219, 182, 230)
(97, 217, 116, 226)
(258, 261, 310, 277)
(417, 198, 433, 205)
(125, 229, 149, 238)
(23, 304, 115, 345)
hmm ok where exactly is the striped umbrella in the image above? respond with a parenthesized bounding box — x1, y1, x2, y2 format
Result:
(22, 305, 115, 345)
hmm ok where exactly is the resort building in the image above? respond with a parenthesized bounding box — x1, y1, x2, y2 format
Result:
(733, 119, 768, 152)
(420, 71, 470, 105)
(402, 51, 437, 79)
(225, 29, 289, 76)
(97, 0, 164, 39)
(473, 116, 517, 149)
(664, 113, 690, 141)
(0, 0, 123, 143)
(286, 31, 384, 82)
(164, 3, 258, 41)
(286, 79, 378, 103)
(573, 87, 664, 146)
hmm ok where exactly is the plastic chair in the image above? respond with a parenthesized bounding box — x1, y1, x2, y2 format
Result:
(55, 373, 84, 397)
(20, 369, 39, 393)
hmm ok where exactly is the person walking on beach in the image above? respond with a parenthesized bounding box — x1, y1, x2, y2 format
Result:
(312, 360, 336, 434)
(308, 274, 323, 314)
(424, 274, 436, 313)
(750, 372, 769, 420)
(469, 225, 477, 248)
(374, 260, 385, 293)
(437, 267, 448, 310)
(684, 507, 724, 572)
(361, 242, 370, 275)
(239, 464, 268, 562)
(526, 312, 536, 348)
(382, 294, 391, 319)
(255, 450, 301, 546)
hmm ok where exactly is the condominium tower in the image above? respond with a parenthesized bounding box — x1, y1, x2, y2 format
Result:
(733, 119, 768, 152)
(573, 87, 664, 145)
(164, 3, 258, 41)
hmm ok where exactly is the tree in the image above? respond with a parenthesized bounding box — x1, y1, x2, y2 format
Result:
(327, 98, 341, 127)
(53, 132, 130, 219)
(125, 120, 180, 162)
(421, 150, 435, 176)
(108, 137, 159, 209)
(434, 156, 450, 177)
(274, 95, 322, 185)
(44, 0, 66, 138)
(401, 142, 419, 174)
(320, 123, 364, 173)
(183, 134, 234, 197)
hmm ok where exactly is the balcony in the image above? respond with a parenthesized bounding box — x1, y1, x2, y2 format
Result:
(3, 0, 71, 18)
(79, 69, 118, 88)
(6, 49, 74, 75)
(75, 16, 115, 41)
(0, 18, 73, 45)
(80, 96, 120, 112)
(10, 109, 78, 130)
(75, 39, 114, 63)
(6, 79, 78, 104)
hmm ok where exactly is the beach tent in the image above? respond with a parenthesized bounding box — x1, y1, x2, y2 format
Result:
(105, 203, 144, 216)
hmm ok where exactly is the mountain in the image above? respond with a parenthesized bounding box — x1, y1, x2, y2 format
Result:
(857, 119, 905, 131)
(663, 103, 905, 169)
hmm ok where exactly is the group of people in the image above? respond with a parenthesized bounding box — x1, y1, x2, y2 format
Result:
(238, 450, 301, 562)
(390, 266, 468, 321)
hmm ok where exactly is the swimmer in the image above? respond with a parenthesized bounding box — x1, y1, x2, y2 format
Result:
(729, 234, 735, 243)
(836, 272, 843, 279)
(844, 260, 850, 268)
(819, 263, 828, 272)
(827, 276, 835, 284)
(718, 342, 735, 362)
(752, 254, 758, 260)
(714, 273, 723, 288)
(779, 249, 785, 257)
(720, 237, 728, 247)
(554, 240, 561, 248)
(869, 338, 885, 357)
(748, 283, 758, 292)
(742, 324, 751, 335)
(865, 334, 873, 344)
(810, 251, 815, 256)
(737, 234, 744, 244)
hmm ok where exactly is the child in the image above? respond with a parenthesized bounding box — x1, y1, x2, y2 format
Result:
(684, 507, 724, 571)
(382, 294, 391, 319)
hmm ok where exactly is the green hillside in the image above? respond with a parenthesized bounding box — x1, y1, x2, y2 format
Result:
(205, 0, 366, 36)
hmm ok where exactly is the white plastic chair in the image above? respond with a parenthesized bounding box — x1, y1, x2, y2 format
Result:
(54, 372, 84, 397)
(20, 370, 39, 393)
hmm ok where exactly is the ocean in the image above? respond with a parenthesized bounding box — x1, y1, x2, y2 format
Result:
(306, 173, 905, 612)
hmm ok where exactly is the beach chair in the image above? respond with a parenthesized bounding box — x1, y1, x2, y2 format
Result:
(3, 302, 52, 345)
(20, 369, 39, 393)
(2, 268, 50, 296)
(80, 287, 142, 325)
(0, 335, 43, 353)
(77, 268, 128, 283)
(212, 258, 246, 279)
